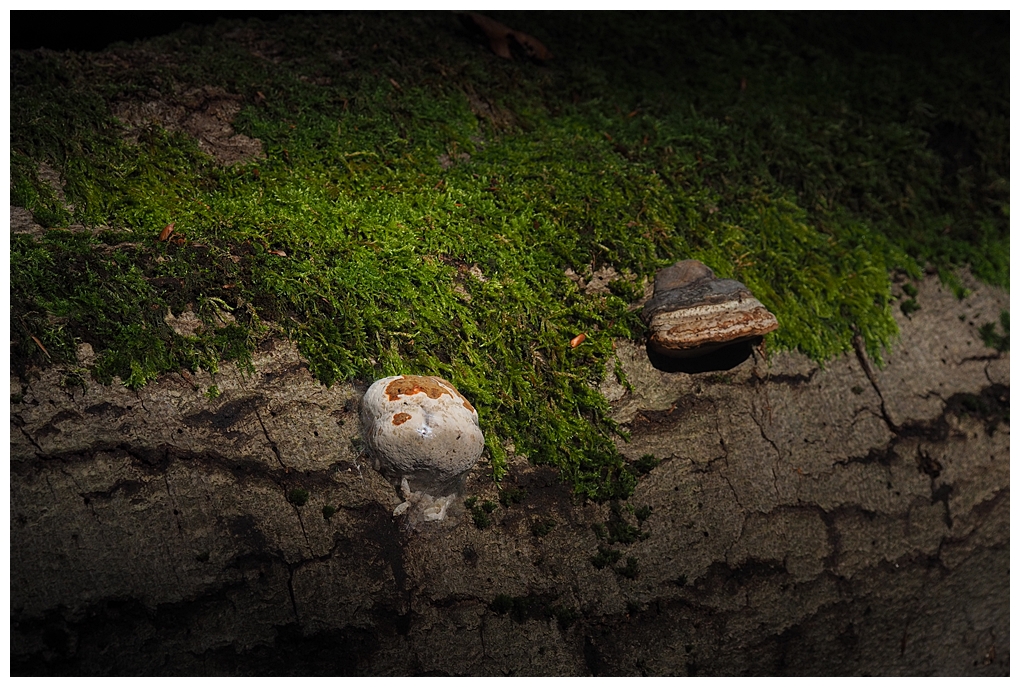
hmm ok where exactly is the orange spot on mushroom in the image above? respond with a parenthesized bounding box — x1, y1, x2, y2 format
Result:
(392, 412, 412, 426)
(384, 375, 477, 414)
(385, 375, 452, 401)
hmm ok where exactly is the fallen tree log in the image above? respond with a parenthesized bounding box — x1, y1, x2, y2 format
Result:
(10, 271, 1008, 675)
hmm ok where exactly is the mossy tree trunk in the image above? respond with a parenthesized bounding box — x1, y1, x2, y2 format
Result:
(9, 12, 1009, 675)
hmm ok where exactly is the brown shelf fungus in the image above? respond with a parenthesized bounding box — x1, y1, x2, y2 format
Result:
(641, 260, 778, 373)
(360, 375, 484, 520)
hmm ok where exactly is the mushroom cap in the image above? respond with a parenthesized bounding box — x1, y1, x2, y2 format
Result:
(642, 260, 778, 358)
(651, 259, 716, 292)
(360, 375, 484, 493)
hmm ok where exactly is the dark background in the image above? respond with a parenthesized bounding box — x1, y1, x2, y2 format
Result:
(11, 10, 1008, 55)
(12, 11, 285, 52)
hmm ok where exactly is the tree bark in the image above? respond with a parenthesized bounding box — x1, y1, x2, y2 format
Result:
(10, 271, 1008, 675)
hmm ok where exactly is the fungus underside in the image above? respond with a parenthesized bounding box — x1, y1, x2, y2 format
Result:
(10, 12, 1008, 499)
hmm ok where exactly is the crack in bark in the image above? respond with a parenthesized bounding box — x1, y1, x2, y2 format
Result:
(254, 406, 289, 472)
(163, 473, 185, 536)
(10, 485, 1007, 674)
(60, 468, 101, 521)
(44, 473, 58, 501)
(749, 398, 782, 500)
(479, 612, 492, 667)
(835, 381, 1008, 473)
(919, 389, 948, 404)
(724, 512, 750, 561)
(16, 422, 44, 454)
(759, 369, 819, 387)
(916, 445, 954, 530)
(711, 415, 743, 509)
(959, 353, 1001, 364)
(135, 389, 149, 414)
(14, 441, 349, 489)
(286, 566, 302, 625)
(287, 533, 351, 574)
(937, 489, 1009, 567)
(852, 333, 899, 432)
(289, 501, 314, 557)
(983, 360, 998, 385)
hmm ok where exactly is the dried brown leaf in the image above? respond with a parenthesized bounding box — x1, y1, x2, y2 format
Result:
(461, 12, 552, 62)
(158, 222, 175, 242)
(31, 336, 51, 359)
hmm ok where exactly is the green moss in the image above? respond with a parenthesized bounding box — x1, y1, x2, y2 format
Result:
(287, 487, 310, 507)
(531, 517, 557, 538)
(490, 593, 576, 629)
(465, 496, 495, 529)
(549, 604, 580, 630)
(490, 594, 516, 616)
(471, 508, 490, 529)
(607, 278, 644, 303)
(591, 545, 623, 569)
(634, 505, 653, 523)
(490, 593, 536, 623)
(616, 556, 640, 580)
(959, 395, 986, 414)
(499, 486, 527, 508)
(607, 505, 638, 541)
(900, 299, 921, 317)
(605, 501, 648, 544)
(978, 311, 1009, 352)
(633, 454, 660, 475)
(322, 505, 338, 520)
(10, 12, 1008, 499)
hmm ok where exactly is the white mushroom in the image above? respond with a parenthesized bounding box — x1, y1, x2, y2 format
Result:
(361, 374, 485, 505)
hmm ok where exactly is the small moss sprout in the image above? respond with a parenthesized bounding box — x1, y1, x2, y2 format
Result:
(287, 488, 310, 507)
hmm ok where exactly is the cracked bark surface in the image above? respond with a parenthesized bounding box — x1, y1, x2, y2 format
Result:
(10, 272, 1008, 675)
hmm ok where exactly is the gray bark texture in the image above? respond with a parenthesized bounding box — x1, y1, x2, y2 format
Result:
(9, 272, 1009, 675)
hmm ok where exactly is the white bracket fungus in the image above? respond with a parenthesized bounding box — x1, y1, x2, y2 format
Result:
(360, 375, 484, 520)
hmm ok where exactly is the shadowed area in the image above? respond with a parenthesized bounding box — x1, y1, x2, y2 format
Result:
(646, 338, 757, 374)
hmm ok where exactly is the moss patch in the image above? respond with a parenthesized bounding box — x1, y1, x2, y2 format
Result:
(978, 311, 1010, 353)
(464, 496, 498, 529)
(286, 487, 310, 507)
(10, 12, 1008, 499)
